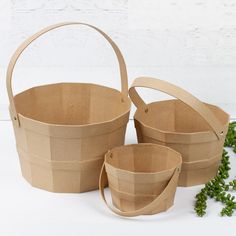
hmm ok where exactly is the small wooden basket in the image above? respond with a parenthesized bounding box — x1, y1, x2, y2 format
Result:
(99, 143, 182, 217)
(129, 77, 230, 186)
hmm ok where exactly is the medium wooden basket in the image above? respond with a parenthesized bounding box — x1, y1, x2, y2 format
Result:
(129, 77, 229, 187)
(99, 143, 182, 217)
(6, 22, 131, 193)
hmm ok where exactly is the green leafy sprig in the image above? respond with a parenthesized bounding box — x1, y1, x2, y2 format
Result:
(224, 121, 236, 151)
(194, 122, 236, 217)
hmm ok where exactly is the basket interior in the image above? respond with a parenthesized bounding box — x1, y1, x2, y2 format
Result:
(106, 144, 181, 173)
(135, 100, 229, 133)
(14, 83, 130, 125)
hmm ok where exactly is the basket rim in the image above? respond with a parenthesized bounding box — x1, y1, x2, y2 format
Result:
(13, 82, 131, 128)
(105, 161, 181, 177)
(133, 100, 230, 137)
(104, 143, 182, 175)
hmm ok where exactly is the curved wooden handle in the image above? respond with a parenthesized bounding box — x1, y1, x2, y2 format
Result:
(129, 77, 225, 140)
(6, 22, 128, 126)
(99, 162, 180, 217)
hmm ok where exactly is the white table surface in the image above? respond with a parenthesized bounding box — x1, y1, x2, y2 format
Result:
(0, 120, 235, 236)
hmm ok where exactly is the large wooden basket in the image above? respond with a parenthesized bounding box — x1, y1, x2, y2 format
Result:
(99, 143, 182, 217)
(129, 77, 229, 187)
(6, 22, 131, 193)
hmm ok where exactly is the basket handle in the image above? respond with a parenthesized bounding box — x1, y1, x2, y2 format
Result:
(6, 22, 128, 126)
(129, 77, 225, 140)
(99, 163, 180, 217)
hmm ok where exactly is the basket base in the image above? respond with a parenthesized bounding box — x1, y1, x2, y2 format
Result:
(110, 186, 176, 215)
(19, 155, 107, 193)
(178, 162, 219, 187)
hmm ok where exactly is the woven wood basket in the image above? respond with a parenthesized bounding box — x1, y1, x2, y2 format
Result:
(6, 22, 131, 193)
(129, 77, 229, 187)
(99, 143, 182, 217)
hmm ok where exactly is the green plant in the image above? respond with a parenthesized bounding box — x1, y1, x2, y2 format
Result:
(224, 121, 236, 151)
(194, 121, 236, 217)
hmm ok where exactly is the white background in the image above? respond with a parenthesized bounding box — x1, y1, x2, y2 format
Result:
(0, 1, 236, 236)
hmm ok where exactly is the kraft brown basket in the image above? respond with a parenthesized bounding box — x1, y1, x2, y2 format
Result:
(99, 143, 182, 217)
(6, 22, 131, 193)
(129, 77, 230, 187)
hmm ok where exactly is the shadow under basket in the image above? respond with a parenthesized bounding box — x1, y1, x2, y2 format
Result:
(99, 143, 182, 217)
(6, 22, 131, 193)
(129, 77, 230, 187)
